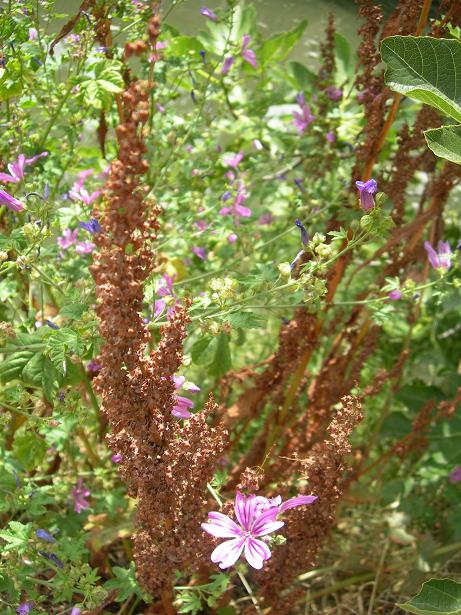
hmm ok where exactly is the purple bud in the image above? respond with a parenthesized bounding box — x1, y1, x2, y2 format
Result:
(355, 179, 377, 211)
(221, 56, 234, 75)
(36, 529, 56, 543)
(199, 50, 206, 63)
(295, 219, 308, 245)
(388, 289, 402, 300)
(38, 551, 64, 569)
(111, 453, 122, 463)
(200, 7, 218, 21)
(45, 320, 59, 330)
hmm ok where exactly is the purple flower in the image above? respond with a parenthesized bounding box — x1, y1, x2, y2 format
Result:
(325, 86, 342, 101)
(70, 609, 82, 615)
(16, 602, 34, 615)
(222, 56, 235, 75)
(45, 320, 59, 330)
(242, 35, 257, 68)
(388, 289, 402, 300)
(72, 478, 90, 513)
(36, 528, 56, 543)
(355, 179, 377, 212)
(200, 50, 206, 63)
(75, 241, 95, 255)
(0, 152, 48, 184)
(424, 240, 452, 271)
(228, 233, 238, 243)
(111, 453, 122, 463)
(192, 246, 207, 260)
(79, 218, 101, 234)
(0, 188, 25, 212)
(200, 6, 218, 21)
(449, 466, 461, 483)
(295, 219, 308, 245)
(57, 228, 78, 250)
(292, 93, 314, 135)
(221, 191, 232, 202)
(224, 151, 244, 168)
(29, 28, 38, 41)
(326, 131, 336, 143)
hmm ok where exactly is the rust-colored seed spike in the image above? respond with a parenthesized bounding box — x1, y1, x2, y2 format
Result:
(90, 14, 227, 601)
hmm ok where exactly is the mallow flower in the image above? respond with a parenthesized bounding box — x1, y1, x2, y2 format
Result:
(292, 93, 314, 135)
(0, 188, 25, 212)
(202, 491, 317, 569)
(355, 178, 377, 211)
(200, 7, 218, 21)
(424, 240, 452, 271)
(242, 35, 257, 68)
(0, 152, 48, 184)
(172, 374, 200, 419)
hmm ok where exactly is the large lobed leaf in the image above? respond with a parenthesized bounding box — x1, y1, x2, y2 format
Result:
(381, 36, 461, 122)
(398, 578, 461, 614)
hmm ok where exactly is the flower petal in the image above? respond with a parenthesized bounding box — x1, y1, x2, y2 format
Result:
(201, 512, 242, 538)
(210, 538, 245, 569)
(244, 538, 271, 569)
(279, 495, 318, 513)
(234, 492, 256, 531)
(252, 508, 284, 537)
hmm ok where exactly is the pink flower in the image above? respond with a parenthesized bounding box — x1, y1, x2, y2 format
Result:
(172, 374, 200, 419)
(292, 93, 314, 135)
(75, 241, 95, 255)
(200, 6, 218, 21)
(202, 491, 317, 569)
(325, 86, 342, 101)
(69, 187, 100, 206)
(28, 28, 38, 41)
(222, 56, 235, 75)
(192, 246, 207, 260)
(228, 233, 238, 243)
(224, 151, 244, 168)
(220, 180, 251, 219)
(57, 228, 78, 250)
(424, 240, 452, 271)
(0, 189, 25, 212)
(259, 212, 274, 225)
(111, 453, 122, 463)
(449, 466, 461, 483)
(326, 131, 336, 143)
(242, 35, 257, 68)
(0, 152, 48, 184)
(72, 479, 90, 513)
(388, 289, 402, 300)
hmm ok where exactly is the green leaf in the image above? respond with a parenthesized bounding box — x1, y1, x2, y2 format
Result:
(260, 20, 308, 64)
(104, 563, 143, 602)
(288, 61, 316, 89)
(424, 125, 461, 165)
(381, 36, 461, 122)
(210, 333, 232, 378)
(190, 335, 215, 365)
(0, 521, 32, 553)
(226, 311, 264, 329)
(0, 350, 35, 383)
(397, 578, 461, 614)
(335, 32, 350, 69)
(46, 328, 83, 373)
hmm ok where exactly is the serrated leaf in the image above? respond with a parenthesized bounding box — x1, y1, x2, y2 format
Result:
(190, 335, 215, 365)
(397, 578, 461, 614)
(104, 562, 143, 602)
(424, 125, 461, 165)
(381, 36, 461, 122)
(46, 328, 82, 373)
(0, 521, 32, 552)
(0, 350, 36, 383)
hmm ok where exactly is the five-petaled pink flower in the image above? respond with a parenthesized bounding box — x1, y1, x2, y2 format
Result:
(424, 240, 452, 271)
(69, 186, 100, 206)
(57, 228, 78, 250)
(202, 491, 317, 569)
(72, 478, 90, 513)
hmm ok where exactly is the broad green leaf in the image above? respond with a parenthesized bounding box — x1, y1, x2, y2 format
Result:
(424, 125, 461, 165)
(260, 20, 308, 64)
(287, 61, 316, 89)
(335, 33, 350, 69)
(210, 333, 232, 378)
(46, 328, 83, 373)
(225, 311, 264, 329)
(397, 578, 461, 614)
(0, 350, 36, 383)
(381, 36, 461, 122)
